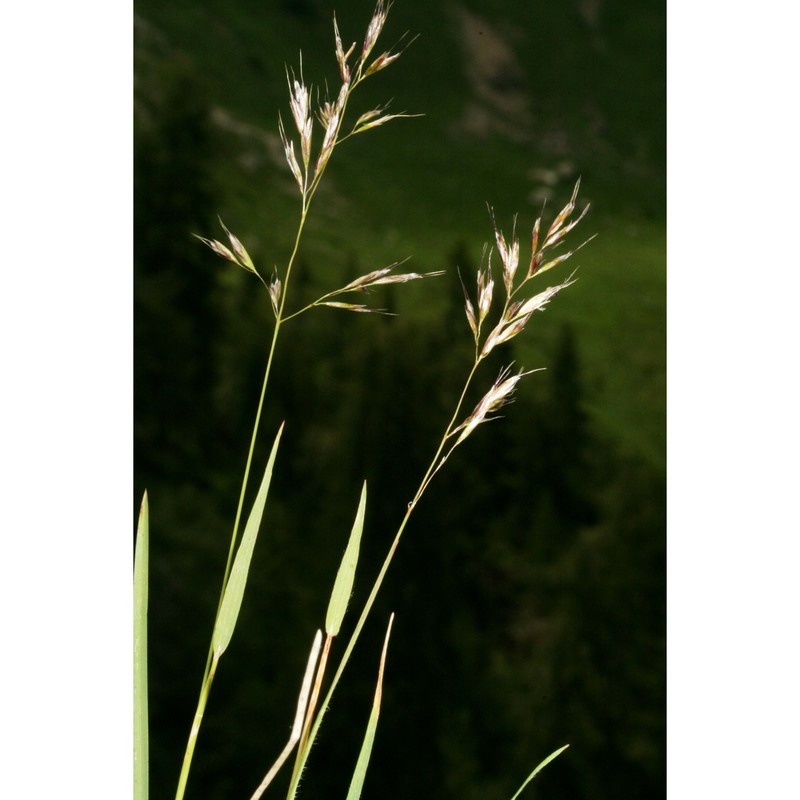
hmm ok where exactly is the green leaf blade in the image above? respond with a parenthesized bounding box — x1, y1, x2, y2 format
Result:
(326, 481, 367, 636)
(509, 744, 570, 800)
(134, 491, 150, 800)
(345, 613, 395, 800)
(212, 423, 285, 657)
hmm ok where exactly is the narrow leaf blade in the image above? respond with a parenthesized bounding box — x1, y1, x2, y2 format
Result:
(212, 423, 285, 657)
(345, 614, 395, 800)
(134, 492, 150, 800)
(325, 482, 367, 636)
(509, 744, 570, 800)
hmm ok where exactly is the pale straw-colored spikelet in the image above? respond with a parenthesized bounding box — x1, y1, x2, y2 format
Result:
(193, 220, 258, 275)
(543, 204, 590, 252)
(368, 269, 444, 285)
(194, 235, 238, 265)
(540, 179, 590, 252)
(287, 71, 313, 168)
(304, 263, 444, 317)
(316, 82, 349, 175)
(342, 266, 398, 292)
(526, 179, 593, 277)
(489, 208, 520, 294)
(452, 366, 537, 446)
(477, 263, 494, 325)
(279, 1, 415, 193)
(510, 279, 575, 321)
(527, 215, 542, 277)
(351, 107, 418, 136)
(544, 179, 580, 242)
(352, 108, 385, 131)
(320, 302, 388, 314)
(460, 181, 589, 357)
(333, 14, 355, 83)
(278, 115, 304, 191)
(268, 273, 282, 316)
(360, 0, 390, 66)
(481, 314, 531, 357)
(481, 277, 575, 356)
(363, 49, 402, 78)
(317, 100, 336, 134)
(335, 262, 443, 297)
(458, 268, 479, 341)
(218, 218, 255, 272)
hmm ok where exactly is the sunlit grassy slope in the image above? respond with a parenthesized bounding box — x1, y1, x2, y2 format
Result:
(135, 0, 665, 465)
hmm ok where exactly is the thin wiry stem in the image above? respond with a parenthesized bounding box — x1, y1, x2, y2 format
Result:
(285, 357, 482, 799)
(175, 322, 283, 799)
(284, 188, 591, 795)
(175, 654, 220, 800)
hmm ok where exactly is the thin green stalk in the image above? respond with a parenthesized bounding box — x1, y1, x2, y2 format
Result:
(415, 360, 481, 497)
(134, 493, 150, 800)
(286, 359, 482, 799)
(216, 205, 308, 618)
(198, 201, 309, 685)
(177, 208, 309, 800)
(175, 653, 220, 800)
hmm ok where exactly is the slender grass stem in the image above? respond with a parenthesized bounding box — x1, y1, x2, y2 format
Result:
(175, 653, 220, 800)
(415, 359, 481, 497)
(286, 358, 482, 799)
(199, 202, 309, 676)
(176, 205, 310, 800)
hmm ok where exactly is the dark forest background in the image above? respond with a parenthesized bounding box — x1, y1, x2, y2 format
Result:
(134, 1, 665, 798)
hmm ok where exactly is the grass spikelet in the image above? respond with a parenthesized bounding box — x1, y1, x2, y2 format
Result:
(333, 14, 355, 82)
(477, 262, 494, 324)
(458, 267, 479, 341)
(278, 114, 304, 192)
(268, 273, 282, 316)
(320, 301, 385, 313)
(351, 108, 419, 135)
(360, 0, 391, 66)
(287, 70, 313, 168)
(193, 234, 240, 267)
(218, 218, 256, 273)
(451, 365, 535, 446)
(489, 207, 520, 293)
